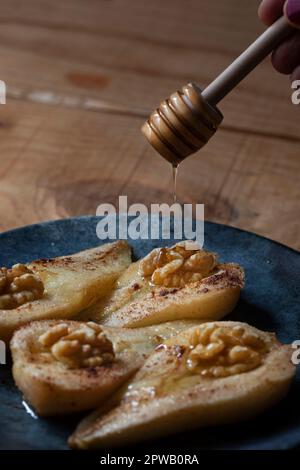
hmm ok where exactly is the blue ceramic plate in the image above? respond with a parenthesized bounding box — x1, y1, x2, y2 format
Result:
(0, 216, 299, 450)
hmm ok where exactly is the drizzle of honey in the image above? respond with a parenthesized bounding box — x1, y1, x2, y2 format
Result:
(22, 400, 38, 419)
(172, 164, 179, 204)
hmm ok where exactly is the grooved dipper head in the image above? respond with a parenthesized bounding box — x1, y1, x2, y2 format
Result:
(142, 83, 223, 165)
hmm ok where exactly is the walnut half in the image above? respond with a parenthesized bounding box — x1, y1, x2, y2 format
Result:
(139, 242, 217, 288)
(0, 264, 44, 310)
(184, 324, 268, 378)
(39, 322, 115, 368)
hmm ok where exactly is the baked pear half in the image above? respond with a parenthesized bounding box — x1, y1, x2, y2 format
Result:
(11, 318, 200, 416)
(80, 242, 244, 328)
(69, 321, 296, 449)
(0, 241, 131, 342)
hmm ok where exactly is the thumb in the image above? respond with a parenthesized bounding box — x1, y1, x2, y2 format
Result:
(285, 0, 300, 27)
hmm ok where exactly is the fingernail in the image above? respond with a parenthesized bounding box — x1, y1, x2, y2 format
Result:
(285, 0, 300, 27)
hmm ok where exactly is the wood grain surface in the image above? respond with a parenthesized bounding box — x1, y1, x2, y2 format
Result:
(0, 0, 299, 249)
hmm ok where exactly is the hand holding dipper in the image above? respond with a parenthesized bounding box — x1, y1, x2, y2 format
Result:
(142, 0, 300, 166)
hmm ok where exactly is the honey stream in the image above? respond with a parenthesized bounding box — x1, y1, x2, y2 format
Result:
(172, 164, 179, 204)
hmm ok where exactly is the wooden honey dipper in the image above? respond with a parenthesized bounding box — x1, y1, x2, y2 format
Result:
(142, 15, 297, 165)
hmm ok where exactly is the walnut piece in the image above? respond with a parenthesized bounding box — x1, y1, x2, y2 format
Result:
(0, 263, 44, 310)
(39, 322, 115, 368)
(184, 324, 267, 378)
(139, 242, 217, 288)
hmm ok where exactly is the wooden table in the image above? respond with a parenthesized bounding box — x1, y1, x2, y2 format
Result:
(0, 0, 299, 250)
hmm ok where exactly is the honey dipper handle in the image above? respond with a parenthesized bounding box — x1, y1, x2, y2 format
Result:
(202, 17, 294, 106)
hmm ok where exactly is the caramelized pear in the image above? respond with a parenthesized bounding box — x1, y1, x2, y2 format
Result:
(81, 250, 244, 327)
(11, 319, 200, 416)
(69, 322, 295, 449)
(0, 241, 131, 342)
